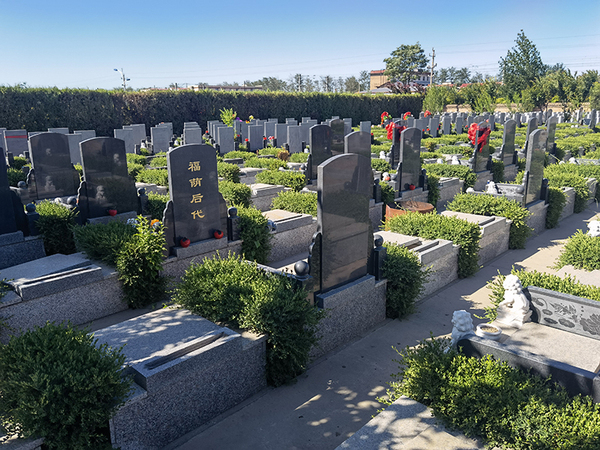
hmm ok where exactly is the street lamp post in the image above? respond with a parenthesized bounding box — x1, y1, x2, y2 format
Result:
(114, 68, 130, 90)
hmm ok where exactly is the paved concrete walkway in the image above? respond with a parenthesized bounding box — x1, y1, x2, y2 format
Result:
(165, 204, 599, 450)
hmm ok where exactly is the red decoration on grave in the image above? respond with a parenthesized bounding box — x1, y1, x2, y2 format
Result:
(180, 238, 191, 248)
(213, 230, 224, 239)
(408, 184, 416, 190)
(424, 110, 432, 118)
(403, 112, 411, 120)
(107, 209, 117, 216)
(468, 123, 491, 151)
(386, 122, 406, 141)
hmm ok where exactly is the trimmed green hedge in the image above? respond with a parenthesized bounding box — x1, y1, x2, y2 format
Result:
(545, 162, 600, 202)
(217, 161, 241, 183)
(0, 86, 423, 136)
(271, 190, 317, 216)
(146, 192, 169, 220)
(385, 212, 480, 278)
(557, 230, 600, 271)
(446, 193, 532, 249)
(35, 201, 78, 255)
(237, 206, 271, 264)
(427, 173, 440, 207)
(545, 171, 590, 213)
(546, 186, 566, 229)
(136, 168, 168, 187)
(255, 170, 307, 191)
(243, 156, 287, 170)
(423, 163, 477, 190)
(219, 180, 252, 208)
(371, 158, 391, 173)
(289, 152, 309, 163)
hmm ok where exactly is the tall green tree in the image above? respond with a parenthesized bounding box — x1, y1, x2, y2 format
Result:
(499, 30, 546, 96)
(384, 43, 429, 84)
(358, 70, 370, 91)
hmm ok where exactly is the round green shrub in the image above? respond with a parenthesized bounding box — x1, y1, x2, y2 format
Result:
(446, 193, 532, 249)
(383, 242, 428, 319)
(126, 154, 147, 165)
(557, 230, 600, 272)
(255, 170, 307, 191)
(371, 158, 391, 173)
(223, 150, 256, 161)
(289, 152, 309, 163)
(546, 186, 566, 229)
(491, 159, 504, 183)
(244, 156, 287, 171)
(423, 163, 477, 190)
(73, 220, 136, 266)
(136, 168, 169, 187)
(146, 192, 169, 220)
(7, 167, 26, 187)
(35, 200, 77, 255)
(0, 322, 131, 449)
(427, 173, 440, 207)
(237, 206, 272, 264)
(381, 182, 396, 206)
(149, 156, 167, 167)
(217, 161, 241, 183)
(127, 163, 144, 180)
(545, 171, 590, 213)
(271, 190, 317, 216)
(219, 180, 252, 208)
(11, 156, 28, 170)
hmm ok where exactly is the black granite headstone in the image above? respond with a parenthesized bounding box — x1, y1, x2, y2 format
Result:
(546, 116, 558, 153)
(399, 127, 422, 191)
(79, 137, 139, 218)
(315, 153, 372, 293)
(329, 119, 345, 156)
(309, 125, 332, 180)
(166, 144, 227, 245)
(501, 119, 517, 165)
(523, 117, 538, 155)
(28, 132, 80, 200)
(0, 147, 17, 234)
(525, 129, 547, 205)
(390, 120, 403, 169)
(344, 131, 371, 159)
(473, 122, 491, 173)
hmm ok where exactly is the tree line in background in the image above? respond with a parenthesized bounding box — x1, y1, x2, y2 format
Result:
(194, 71, 371, 93)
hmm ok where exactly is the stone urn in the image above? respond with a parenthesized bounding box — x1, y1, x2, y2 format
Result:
(385, 200, 434, 220)
(475, 323, 502, 340)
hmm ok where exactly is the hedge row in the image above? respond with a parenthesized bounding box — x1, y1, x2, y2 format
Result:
(0, 86, 423, 137)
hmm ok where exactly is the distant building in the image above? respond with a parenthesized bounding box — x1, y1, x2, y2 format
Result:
(369, 70, 431, 90)
(190, 85, 263, 92)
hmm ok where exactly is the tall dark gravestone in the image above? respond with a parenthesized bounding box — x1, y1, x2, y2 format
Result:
(523, 117, 538, 155)
(28, 132, 80, 200)
(472, 122, 491, 173)
(309, 153, 372, 294)
(500, 119, 517, 165)
(0, 147, 17, 235)
(309, 125, 332, 180)
(546, 116, 558, 154)
(344, 131, 371, 159)
(399, 127, 422, 191)
(329, 119, 345, 156)
(79, 137, 139, 219)
(525, 129, 547, 205)
(164, 144, 227, 251)
(390, 120, 403, 169)
(3, 130, 28, 156)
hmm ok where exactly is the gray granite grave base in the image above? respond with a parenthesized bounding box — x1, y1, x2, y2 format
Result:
(98, 308, 267, 450)
(376, 231, 459, 298)
(503, 163, 518, 182)
(587, 178, 597, 205)
(135, 182, 168, 196)
(311, 275, 386, 359)
(161, 241, 243, 281)
(0, 233, 46, 270)
(473, 170, 493, 191)
(369, 199, 384, 231)
(436, 177, 463, 211)
(0, 435, 44, 450)
(441, 211, 510, 266)
(263, 210, 317, 264)
(559, 187, 575, 221)
(555, 265, 600, 287)
(397, 187, 428, 203)
(525, 200, 548, 236)
(250, 183, 287, 211)
(87, 210, 137, 225)
(171, 236, 228, 259)
(239, 167, 266, 185)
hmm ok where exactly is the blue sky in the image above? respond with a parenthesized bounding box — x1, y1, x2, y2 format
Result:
(2, 0, 599, 89)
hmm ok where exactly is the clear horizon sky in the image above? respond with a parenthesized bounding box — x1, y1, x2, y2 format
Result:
(2, 0, 600, 90)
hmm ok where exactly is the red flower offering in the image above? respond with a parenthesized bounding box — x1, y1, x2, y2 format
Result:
(213, 230, 224, 239)
(107, 209, 117, 216)
(180, 238, 190, 248)
(408, 184, 416, 190)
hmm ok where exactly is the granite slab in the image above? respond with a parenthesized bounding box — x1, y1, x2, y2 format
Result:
(0, 253, 91, 283)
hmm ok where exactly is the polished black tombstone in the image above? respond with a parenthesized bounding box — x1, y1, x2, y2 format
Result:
(165, 144, 227, 249)
(310, 153, 372, 294)
(329, 119, 345, 156)
(309, 125, 332, 180)
(525, 129, 547, 205)
(501, 119, 517, 165)
(344, 131, 371, 159)
(28, 132, 80, 200)
(523, 117, 538, 155)
(472, 122, 491, 173)
(79, 137, 139, 218)
(0, 147, 17, 234)
(390, 120, 404, 169)
(399, 127, 422, 191)
(546, 116, 558, 154)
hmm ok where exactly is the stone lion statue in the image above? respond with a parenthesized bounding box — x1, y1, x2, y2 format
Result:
(588, 220, 600, 237)
(451, 310, 474, 347)
(451, 155, 461, 165)
(495, 274, 532, 328)
(486, 181, 499, 194)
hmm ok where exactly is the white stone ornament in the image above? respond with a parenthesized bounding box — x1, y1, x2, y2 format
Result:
(451, 155, 461, 165)
(588, 220, 600, 237)
(436, 158, 445, 164)
(495, 274, 532, 328)
(451, 310, 474, 347)
(486, 181, 499, 194)
(379, 151, 386, 159)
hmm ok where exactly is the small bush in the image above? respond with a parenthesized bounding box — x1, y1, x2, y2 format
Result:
(149, 156, 167, 167)
(427, 173, 440, 207)
(136, 168, 169, 186)
(237, 206, 272, 264)
(116, 217, 168, 309)
(545, 162, 600, 202)
(385, 212, 480, 278)
(7, 167, 26, 187)
(126, 153, 147, 165)
(491, 159, 504, 183)
(223, 150, 256, 161)
(11, 156, 28, 170)
(258, 148, 280, 156)
(0, 322, 131, 449)
(127, 163, 144, 180)
(446, 193, 532, 249)
(420, 152, 443, 162)
(381, 182, 396, 205)
(271, 190, 317, 216)
(485, 268, 600, 322)
(545, 171, 590, 213)
(371, 158, 391, 173)
(73, 220, 136, 266)
(557, 230, 600, 271)
(289, 152, 309, 163)
(423, 163, 477, 189)
(217, 161, 241, 183)
(546, 186, 566, 229)
(437, 145, 474, 158)
(244, 156, 287, 171)
(255, 170, 307, 191)
(173, 253, 323, 386)
(219, 180, 252, 208)
(35, 200, 77, 255)
(146, 192, 169, 220)
(383, 243, 428, 319)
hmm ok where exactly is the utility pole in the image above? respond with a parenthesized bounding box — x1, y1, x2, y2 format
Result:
(114, 68, 130, 90)
(429, 48, 437, 86)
